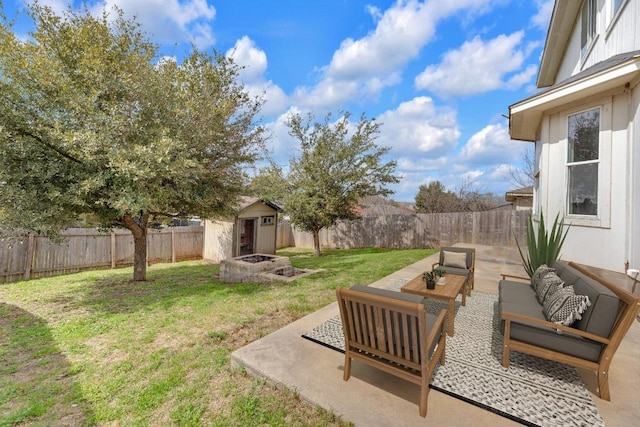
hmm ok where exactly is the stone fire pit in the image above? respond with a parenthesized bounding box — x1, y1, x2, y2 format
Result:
(219, 254, 318, 283)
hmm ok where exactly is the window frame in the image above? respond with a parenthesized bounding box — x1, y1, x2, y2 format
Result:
(562, 101, 612, 228)
(606, 0, 629, 34)
(581, 0, 598, 58)
(261, 215, 275, 226)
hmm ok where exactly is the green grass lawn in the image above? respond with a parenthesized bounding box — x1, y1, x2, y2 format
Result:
(0, 247, 435, 426)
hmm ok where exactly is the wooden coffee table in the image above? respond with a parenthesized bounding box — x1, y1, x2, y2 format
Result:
(400, 274, 467, 336)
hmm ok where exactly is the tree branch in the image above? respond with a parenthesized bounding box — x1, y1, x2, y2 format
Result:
(17, 128, 83, 164)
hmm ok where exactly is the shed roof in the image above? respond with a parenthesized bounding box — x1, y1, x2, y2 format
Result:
(505, 186, 533, 202)
(236, 197, 282, 212)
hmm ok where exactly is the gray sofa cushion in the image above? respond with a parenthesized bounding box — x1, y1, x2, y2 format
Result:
(499, 280, 539, 306)
(552, 261, 581, 285)
(571, 278, 619, 337)
(438, 266, 469, 278)
(551, 262, 620, 337)
(500, 301, 603, 362)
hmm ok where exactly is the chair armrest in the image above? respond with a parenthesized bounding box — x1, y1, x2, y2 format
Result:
(432, 262, 441, 271)
(426, 309, 447, 346)
(501, 273, 530, 282)
(502, 311, 610, 344)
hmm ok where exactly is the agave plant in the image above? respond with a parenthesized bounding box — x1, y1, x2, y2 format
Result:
(516, 212, 570, 278)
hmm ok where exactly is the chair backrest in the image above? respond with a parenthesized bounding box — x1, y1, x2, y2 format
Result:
(336, 285, 430, 370)
(439, 247, 475, 270)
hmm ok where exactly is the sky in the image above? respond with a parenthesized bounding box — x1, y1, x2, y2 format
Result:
(2, 0, 553, 203)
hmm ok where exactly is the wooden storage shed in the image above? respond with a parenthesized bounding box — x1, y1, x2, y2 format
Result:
(203, 197, 282, 263)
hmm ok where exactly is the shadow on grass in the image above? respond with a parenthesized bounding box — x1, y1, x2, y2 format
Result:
(0, 303, 94, 425)
(76, 263, 281, 315)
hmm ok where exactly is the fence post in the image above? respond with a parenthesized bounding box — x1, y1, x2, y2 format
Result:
(23, 234, 35, 280)
(111, 232, 116, 269)
(171, 228, 176, 263)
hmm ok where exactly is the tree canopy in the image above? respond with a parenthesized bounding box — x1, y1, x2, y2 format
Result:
(251, 111, 399, 256)
(414, 180, 503, 213)
(0, 4, 266, 280)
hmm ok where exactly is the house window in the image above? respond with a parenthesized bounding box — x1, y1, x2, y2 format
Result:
(581, 0, 597, 55)
(612, 0, 625, 15)
(567, 108, 600, 216)
(261, 215, 274, 226)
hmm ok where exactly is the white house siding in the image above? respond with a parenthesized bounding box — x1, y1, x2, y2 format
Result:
(556, 0, 640, 83)
(534, 83, 638, 273)
(512, 1, 640, 273)
(631, 82, 640, 271)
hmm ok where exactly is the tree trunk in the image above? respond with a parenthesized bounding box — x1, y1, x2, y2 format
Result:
(312, 229, 321, 257)
(122, 211, 149, 281)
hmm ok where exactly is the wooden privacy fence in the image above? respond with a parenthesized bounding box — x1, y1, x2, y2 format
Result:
(284, 210, 531, 250)
(0, 226, 203, 283)
(1, 211, 529, 283)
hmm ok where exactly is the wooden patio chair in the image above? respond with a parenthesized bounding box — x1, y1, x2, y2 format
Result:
(432, 246, 476, 294)
(336, 285, 447, 417)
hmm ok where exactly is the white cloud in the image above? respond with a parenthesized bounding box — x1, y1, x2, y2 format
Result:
(532, 0, 554, 31)
(377, 96, 460, 157)
(262, 108, 304, 164)
(293, 0, 494, 110)
(226, 37, 288, 117)
(292, 78, 360, 110)
(90, 0, 217, 49)
(397, 156, 449, 172)
(327, 1, 436, 81)
(34, 0, 68, 14)
(457, 122, 526, 165)
(227, 36, 267, 81)
(414, 31, 537, 97)
(489, 164, 514, 180)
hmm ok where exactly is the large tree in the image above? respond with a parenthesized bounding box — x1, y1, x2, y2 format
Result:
(414, 181, 461, 213)
(0, 4, 265, 280)
(252, 111, 399, 256)
(414, 179, 502, 213)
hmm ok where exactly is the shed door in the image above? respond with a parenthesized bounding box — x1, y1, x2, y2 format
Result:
(238, 218, 256, 256)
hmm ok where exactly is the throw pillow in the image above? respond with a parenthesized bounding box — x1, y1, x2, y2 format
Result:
(536, 271, 564, 303)
(532, 264, 554, 292)
(442, 251, 467, 269)
(543, 285, 591, 326)
(543, 281, 564, 302)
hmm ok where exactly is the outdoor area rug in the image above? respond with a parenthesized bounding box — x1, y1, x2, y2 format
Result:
(302, 281, 604, 427)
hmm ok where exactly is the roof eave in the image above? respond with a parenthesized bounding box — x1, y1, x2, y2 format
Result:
(510, 58, 640, 141)
(537, 1, 582, 88)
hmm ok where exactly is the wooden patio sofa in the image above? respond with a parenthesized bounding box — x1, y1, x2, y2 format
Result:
(336, 285, 447, 417)
(500, 261, 640, 400)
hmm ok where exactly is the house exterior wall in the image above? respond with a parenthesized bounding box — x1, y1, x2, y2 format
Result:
(535, 80, 638, 273)
(517, 0, 640, 273)
(236, 203, 278, 255)
(556, 0, 640, 83)
(630, 81, 640, 270)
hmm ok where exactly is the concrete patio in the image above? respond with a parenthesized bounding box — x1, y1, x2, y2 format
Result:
(231, 245, 640, 426)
